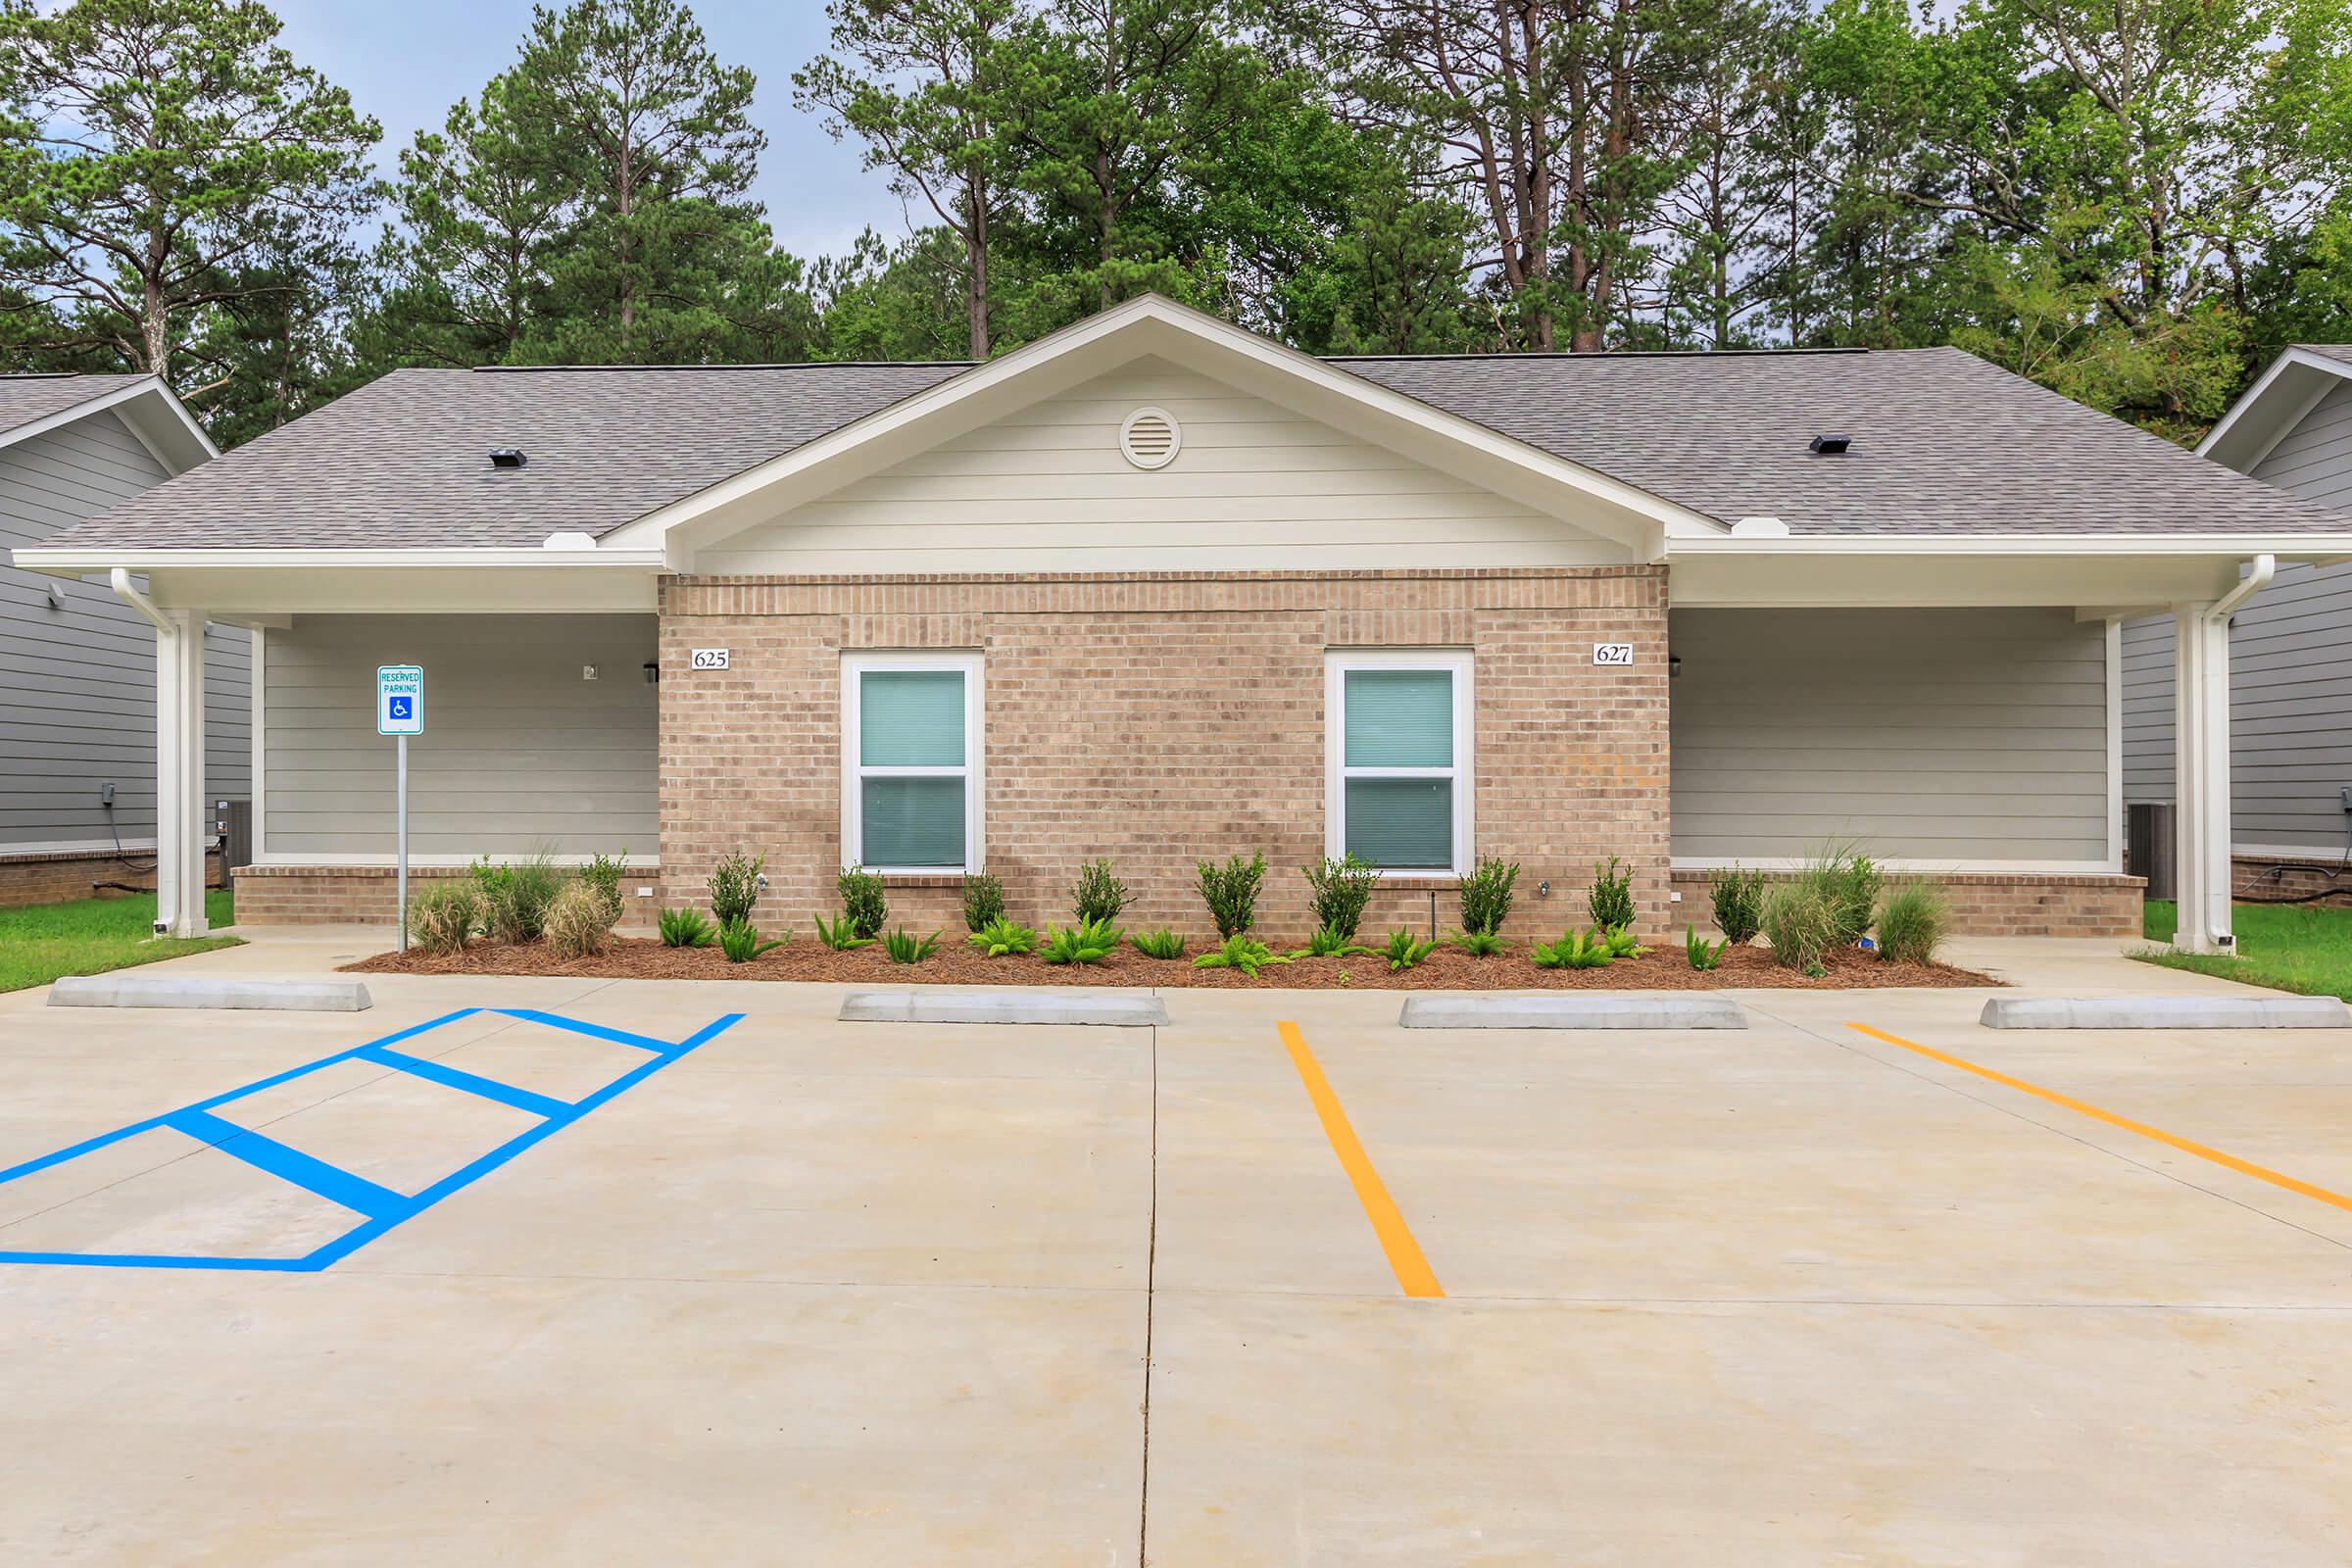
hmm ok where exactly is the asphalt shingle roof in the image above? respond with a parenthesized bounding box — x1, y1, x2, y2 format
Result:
(46, 343, 2348, 550)
(0, 372, 144, 439)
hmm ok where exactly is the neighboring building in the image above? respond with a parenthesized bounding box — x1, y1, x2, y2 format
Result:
(2123, 346, 2352, 904)
(0, 374, 240, 908)
(22, 297, 2352, 953)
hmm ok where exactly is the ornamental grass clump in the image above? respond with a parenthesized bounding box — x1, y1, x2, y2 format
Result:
(959, 871, 1004, 932)
(718, 915, 787, 962)
(838, 864, 888, 938)
(476, 851, 562, 945)
(1798, 842, 1883, 948)
(1875, 881, 1951, 965)
(408, 883, 478, 956)
(1456, 857, 1519, 936)
(546, 881, 614, 959)
(710, 852, 763, 927)
(1302, 854, 1377, 941)
(1071, 859, 1129, 925)
(1708, 865, 1765, 946)
(1761, 881, 1840, 977)
(1685, 925, 1728, 970)
(883, 926, 943, 964)
(1196, 853, 1267, 939)
(814, 911, 872, 951)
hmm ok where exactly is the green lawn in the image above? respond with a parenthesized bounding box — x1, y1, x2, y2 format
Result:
(0, 890, 241, 995)
(2135, 899, 2352, 1000)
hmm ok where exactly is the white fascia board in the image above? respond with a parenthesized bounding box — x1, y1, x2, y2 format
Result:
(0, 377, 219, 472)
(2197, 347, 2352, 466)
(1664, 533, 2352, 560)
(12, 545, 667, 573)
(605, 293, 1718, 563)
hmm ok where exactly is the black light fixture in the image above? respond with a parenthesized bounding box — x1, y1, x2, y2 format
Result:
(489, 448, 527, 468)
(1809, 433, 1851, 455)
(1668, 654, 1682, 678)
(642, 661, 660, 685)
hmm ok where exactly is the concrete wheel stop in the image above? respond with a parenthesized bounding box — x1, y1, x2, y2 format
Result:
(1979, 995, 2352, 1030)
(839, 990, 1169, 1026)
(48, 975, 373, 1012)
(1398, 994, 1748, 1030)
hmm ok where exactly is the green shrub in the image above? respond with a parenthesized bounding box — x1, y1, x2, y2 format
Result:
(718, 915, 787, 963)
(546, 882, 613, 959)
(1708, 866, 1765, 946)
(1192, 933, 1291, 978)
(1761, 881, 1839, 975)
(1588, 856, 1635, 931)
(814, 911, 872, 951)
(967, 915, 1037, 956)
(1457, 857, 1520, 936)
(883, 926, 943, 964)
(479, 851, 562, 944)
(657, 906, 715, 948)
(1302, 854, 1378, 941)
(580, 849, 627, 925)
(959, 871, 1004, 932)
(1685, 925, 1728, 970)
(1796, 842, 1882, 948)
(710, 852, 763, 926)
(1380, 926, 1438, 971)
(1298, 924, 1375, 958)
(408, 883, 478, 956)
(1446, 927, 1508, 957)
(1196, 852, 1268, 939)
(1131, 927, 1187, 959)
(1875, 881, 1950, 965)
(1071, 858, 1129, 925)
(1042, 914, 1122, 964)
(1532, 927, 1614, 969)
(838, 864, 888, 938)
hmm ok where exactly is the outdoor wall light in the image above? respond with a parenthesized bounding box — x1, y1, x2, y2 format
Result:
(1668, 654, 1682, 678)
(643, 661, 660, 685)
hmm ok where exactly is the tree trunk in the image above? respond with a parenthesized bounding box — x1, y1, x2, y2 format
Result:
(967, 169, 991, 359)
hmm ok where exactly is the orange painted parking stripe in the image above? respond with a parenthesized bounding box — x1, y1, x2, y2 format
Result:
(1276, 1020, 1444, 1298)
(1848, 1021, 2352, 1215)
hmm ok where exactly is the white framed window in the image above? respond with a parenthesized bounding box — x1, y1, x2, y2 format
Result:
(841, 652, 984, 874)
(1326, 650, 1473, 875)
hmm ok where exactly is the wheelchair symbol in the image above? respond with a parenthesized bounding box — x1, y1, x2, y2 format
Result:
(387, 697, 413, 719)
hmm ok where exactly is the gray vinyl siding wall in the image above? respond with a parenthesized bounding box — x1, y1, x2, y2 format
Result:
(0, 410, 247, 854)
(1670, 607, 2110, 863)
(263, 613, 656, 858)
(2121, 378, 2352, 850)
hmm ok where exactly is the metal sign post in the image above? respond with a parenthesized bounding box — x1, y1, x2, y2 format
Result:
(375, 665, 424, 951)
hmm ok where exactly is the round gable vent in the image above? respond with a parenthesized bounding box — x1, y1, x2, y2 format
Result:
(1119, 406, 1182, 469)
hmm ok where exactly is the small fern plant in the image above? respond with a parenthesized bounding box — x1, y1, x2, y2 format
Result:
(1446, 927, 1509, 957)
(717, 916, 787, 963)
(657, 906, 714, 949)
(1380, 926, 1438, 971)
(1685, 925, 1728, 970)
(1193, 934, 1291, 978)
(1131, 927, 1186, 959)
(813, 911, 873, 951)
(966, 915, 1037, 956)
(1532, 927, 1615, 970)
(1600, 922, 1645, 958)
(1296, 924, 1376, 958)
(883, 926, 943, 964)
(1041, 914, 1122, 964)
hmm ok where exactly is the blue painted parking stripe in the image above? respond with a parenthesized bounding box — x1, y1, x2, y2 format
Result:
(165, 1107, 413, 1219)
(354, 1045, 573, 1119)
(485, 1008, 679, 1054)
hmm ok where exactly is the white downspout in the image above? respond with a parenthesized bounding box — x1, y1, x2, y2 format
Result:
(2175, 555, 2274, 953)
(110, 566, 169, 631)
(2213, 554, 2276, 622)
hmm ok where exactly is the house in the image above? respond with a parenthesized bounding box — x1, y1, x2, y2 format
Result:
(2123, 346, 2352, 906)
(0, 373, 241, 908)
(18, 297, 2351, 953)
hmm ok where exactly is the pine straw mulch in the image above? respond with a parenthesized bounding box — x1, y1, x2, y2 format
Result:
(344, 935, 1998, 990)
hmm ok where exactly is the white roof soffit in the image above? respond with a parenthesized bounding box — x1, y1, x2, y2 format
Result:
(2198, 347, 2352, 471)
(600, 293, 1724, 563)
(0, 376, 219, 474)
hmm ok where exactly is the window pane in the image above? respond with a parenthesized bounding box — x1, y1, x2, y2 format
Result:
(1345, 778, 1453, 868)
(1343, 669, 1453, 767)
(861, 777, 966, 867)
(859, 670, 965, 766)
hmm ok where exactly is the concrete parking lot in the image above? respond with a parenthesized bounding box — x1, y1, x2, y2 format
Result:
(0, 935, 2347, 1564)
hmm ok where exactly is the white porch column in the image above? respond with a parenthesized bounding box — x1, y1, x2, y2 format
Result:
(154, 609, 209, 938)
(2172, 604, 2231, 954)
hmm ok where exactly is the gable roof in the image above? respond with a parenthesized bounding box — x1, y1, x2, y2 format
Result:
(0, 371, 217, 474)
(35, 301, 2349, 555)
(2199, 345, 2352, 473)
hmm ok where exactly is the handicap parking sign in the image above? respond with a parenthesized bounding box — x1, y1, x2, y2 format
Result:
(377, 664, 424, 736)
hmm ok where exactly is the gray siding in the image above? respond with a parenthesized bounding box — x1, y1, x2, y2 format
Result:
(263, 613, 655, 858)
(0, 410, 247, 854)
(2121, 378, 2352, 850)
(1670, 608, 2110, 863)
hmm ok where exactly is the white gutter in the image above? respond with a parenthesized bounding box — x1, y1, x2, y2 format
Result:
(19, 545, 669, 574)
(1664, 534, 2352, 559)
(109, 566, 171, 632)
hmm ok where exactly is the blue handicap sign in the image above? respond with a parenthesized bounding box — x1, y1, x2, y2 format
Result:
(388, 696, 413, 719)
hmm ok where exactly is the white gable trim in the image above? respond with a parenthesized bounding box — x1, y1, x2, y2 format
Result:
(0, 376, 219, 474)
(599, 294, 1725, 564)
(2199, 347, 2352, 472)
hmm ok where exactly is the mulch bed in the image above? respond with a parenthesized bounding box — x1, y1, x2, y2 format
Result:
(344, 936, 1998, 990)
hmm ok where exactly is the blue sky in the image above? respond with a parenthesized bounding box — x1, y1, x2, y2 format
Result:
(271, 1, 909, 262)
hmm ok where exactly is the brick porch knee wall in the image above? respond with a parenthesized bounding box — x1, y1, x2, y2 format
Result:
(0, 848, 225, 909)
(658, 568, 1673, 942)
(1667, 869, 2146, 939)
(230, 864, 664, 926)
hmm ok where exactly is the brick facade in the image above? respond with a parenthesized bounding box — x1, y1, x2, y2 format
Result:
(659, 568, 1674, 941)
(231, 863, 662, 927)
(0, 847, 224, 910)
(1666, 868, 2146, 939)
(2231, 853, 2352, 908)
